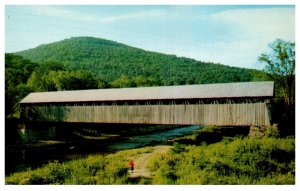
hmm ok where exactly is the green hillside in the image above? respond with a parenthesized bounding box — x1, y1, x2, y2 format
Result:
(6, 37, 264, 117)
(16, 36, 258, 86)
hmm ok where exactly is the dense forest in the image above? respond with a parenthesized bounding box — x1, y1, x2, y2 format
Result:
(6, 36, 262, 118)
(16, 37, 259, 85)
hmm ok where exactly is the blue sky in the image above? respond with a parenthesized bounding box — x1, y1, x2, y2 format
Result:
(5, 5, 295, 69)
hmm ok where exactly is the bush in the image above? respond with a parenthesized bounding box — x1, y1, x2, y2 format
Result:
(148, 137, 295, 184)
(171, 142, 185, 154)
(6, 153, 129, 184)
(265, 125, 280, 138)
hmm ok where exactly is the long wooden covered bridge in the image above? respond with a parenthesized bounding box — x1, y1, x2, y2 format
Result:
(20, 81, 274, 126)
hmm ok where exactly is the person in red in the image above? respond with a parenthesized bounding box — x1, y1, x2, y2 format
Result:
(129, 160, 134, 173)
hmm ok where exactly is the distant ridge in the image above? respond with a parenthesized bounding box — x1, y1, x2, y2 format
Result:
(16, 36, 259, 85)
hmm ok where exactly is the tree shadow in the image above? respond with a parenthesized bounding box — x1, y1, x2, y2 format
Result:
(21, 105, 70, 123)
(172, 126, 250, 145)
(127, 176, 152, 185)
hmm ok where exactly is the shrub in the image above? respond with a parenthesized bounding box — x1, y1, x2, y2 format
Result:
(6, 151, 129, 184)
(265, 125, 280, 138)
(171, 142, 185, 154)
(148, 137, 295, 184)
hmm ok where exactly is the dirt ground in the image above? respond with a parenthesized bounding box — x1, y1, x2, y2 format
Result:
(128, 145, 171, 178)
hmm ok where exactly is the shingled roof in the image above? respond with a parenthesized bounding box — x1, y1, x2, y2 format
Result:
(20, 81, 274, 104)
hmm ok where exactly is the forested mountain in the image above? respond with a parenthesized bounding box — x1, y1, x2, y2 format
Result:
(16, 37, 258, 86)
(6, 36, 264, 117)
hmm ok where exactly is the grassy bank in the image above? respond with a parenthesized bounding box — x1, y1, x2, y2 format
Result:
(148, 136, 294, 184)
(6, 146, 158, 184)
(6, 128, 295, 185)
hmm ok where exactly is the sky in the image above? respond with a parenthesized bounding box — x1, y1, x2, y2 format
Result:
(5, 5, 295, 69)
(1, 3, 299, 191)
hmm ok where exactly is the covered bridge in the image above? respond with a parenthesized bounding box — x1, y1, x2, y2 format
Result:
(20, 81, 274, 126)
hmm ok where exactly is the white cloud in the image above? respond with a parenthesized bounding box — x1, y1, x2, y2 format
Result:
(32, 6, 76, 18)
(31, 6, 97, 22)
(30, 6, 167, 24)
(211, 7, 295, 42)
(99, 10, 166, 23)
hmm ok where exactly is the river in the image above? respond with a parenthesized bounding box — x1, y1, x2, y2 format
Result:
(5, 125, 202, 176)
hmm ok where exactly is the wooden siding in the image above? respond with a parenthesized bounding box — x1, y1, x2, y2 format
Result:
(23, 103, 271, 126)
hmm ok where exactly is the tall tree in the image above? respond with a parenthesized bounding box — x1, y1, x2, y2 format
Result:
(258, 39, 295, 135)
(258, 39, 295, 108)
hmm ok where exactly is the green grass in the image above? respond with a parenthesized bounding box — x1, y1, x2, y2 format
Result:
(6, 131, 295, 185)
(147, 136, 295, 184)
(6, 147, 154, 185)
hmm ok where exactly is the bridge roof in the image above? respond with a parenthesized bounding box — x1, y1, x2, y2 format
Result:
(20, 81, 274, 104)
